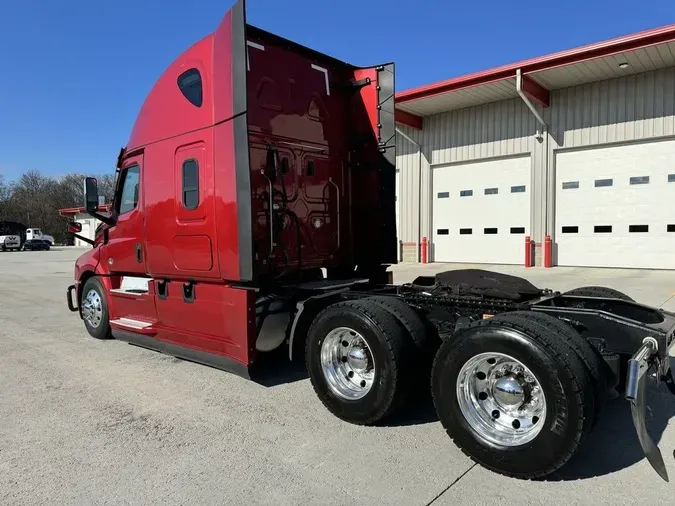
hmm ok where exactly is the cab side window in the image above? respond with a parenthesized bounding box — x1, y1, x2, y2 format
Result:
(182, 159, 199, 210)
(117, 165, 140, 215)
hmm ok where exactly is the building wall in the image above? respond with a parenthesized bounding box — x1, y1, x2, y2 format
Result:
(73, 214, 100, 247)
(396, 65, 675, 264)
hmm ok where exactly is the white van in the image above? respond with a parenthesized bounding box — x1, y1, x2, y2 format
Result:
(0, 235, 21, 251)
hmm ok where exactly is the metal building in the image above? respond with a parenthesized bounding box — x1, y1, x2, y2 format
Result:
(393, 25, 675, 268)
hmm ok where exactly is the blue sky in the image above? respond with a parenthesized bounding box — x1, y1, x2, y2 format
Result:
(1, 0, 673, 180)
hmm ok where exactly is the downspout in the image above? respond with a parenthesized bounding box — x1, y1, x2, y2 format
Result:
(516, 69, 550, 259)
(395, 126, 423, 262)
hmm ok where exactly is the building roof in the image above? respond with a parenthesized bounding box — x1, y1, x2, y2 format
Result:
(395, 23, 675, 128)
(58, 205, 111, 217)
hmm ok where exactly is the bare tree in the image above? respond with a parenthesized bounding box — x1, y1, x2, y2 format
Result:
(0, 170, 115, 244)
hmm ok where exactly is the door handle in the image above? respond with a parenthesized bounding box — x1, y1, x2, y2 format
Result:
(136, 243, 143, 263)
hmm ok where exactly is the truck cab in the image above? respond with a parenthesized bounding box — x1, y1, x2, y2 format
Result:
(67, 0, 396, 376)
(26, 228, 43, 241)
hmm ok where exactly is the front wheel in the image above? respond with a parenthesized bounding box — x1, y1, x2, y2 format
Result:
(431, 311, 596, 479)
(80, 277, 112, 340)
(305, 299, 413, 425)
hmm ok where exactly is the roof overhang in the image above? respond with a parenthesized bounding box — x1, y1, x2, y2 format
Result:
(59, 205, 111, 217)
(395, 23, 675, 128)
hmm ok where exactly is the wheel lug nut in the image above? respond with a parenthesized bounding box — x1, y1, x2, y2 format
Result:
(491, 410, 500, 418)
(348, 371, 354, 378)
(341, 356, 348, 363)
(476, 372, 486, 380)
(478, 392, 488, 400)
(512, 419, 521, 429)
(341, 340, 349, 347)
(360, 380, 366, 387)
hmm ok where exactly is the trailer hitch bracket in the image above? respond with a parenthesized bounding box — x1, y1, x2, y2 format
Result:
(625, 336, 669, 482)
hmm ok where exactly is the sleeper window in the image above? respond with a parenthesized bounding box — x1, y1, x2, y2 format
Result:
(182, 159, 199, 210)
(177, 68, 203, 107)
(117, 165, 140, 215)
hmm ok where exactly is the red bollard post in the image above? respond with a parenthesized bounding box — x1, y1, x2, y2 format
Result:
(544, 235, 552, 268)
(524, 236, 532, 268)
(421, 237, 428, 264)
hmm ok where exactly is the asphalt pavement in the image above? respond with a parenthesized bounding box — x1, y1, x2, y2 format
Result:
(1, 248, 674, 505)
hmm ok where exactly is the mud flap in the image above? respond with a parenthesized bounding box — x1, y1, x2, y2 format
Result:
(625, 338, 669, 481)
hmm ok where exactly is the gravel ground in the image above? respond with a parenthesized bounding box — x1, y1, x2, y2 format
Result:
(1, 248, 674, 505)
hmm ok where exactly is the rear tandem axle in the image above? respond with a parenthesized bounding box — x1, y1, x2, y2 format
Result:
(292, 269, 675, 481)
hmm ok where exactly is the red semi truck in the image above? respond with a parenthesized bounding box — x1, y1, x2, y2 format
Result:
(66, 0, 675, 481)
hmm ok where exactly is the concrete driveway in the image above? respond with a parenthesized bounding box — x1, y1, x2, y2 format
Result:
(1, 249, 674, 505)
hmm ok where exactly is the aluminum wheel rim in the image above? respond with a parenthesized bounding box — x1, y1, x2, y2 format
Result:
(82, 289, 103, 329)
(456, 352, 546, 447)
(320, 327, 375, 400)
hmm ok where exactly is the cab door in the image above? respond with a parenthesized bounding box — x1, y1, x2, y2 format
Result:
(101, 154, 147, 275)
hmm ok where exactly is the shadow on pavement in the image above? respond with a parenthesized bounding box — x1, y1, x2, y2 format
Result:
(251, 347, 309, 387)
(381, 386, 440, 427)
(546, 381, 675, 481)
(384, 396, 440, 427)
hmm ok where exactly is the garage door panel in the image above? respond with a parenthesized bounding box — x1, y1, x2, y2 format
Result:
(556, 138, 675, 269)
(432, 156, 531, 265)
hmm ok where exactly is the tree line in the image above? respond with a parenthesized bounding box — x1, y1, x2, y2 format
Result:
(0, 170, 116, 244)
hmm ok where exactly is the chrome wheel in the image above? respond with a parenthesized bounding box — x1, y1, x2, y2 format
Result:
(320, 327, 375, 400)
(456, 352, 546, 447)
(82, 289, 103, 329)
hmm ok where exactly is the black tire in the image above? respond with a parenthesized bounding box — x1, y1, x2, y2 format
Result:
(305, 299, 412, 425)
(365, 295, 438, 393)
(565, 286, 633, 302)
(431, 311, 595, 479)
(80, 277, 112, 340)
(364, 296, 433, 352)
(491, 311, 607, 427)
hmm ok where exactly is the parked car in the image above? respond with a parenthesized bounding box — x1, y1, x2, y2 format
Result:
(21, 239, 51, 251)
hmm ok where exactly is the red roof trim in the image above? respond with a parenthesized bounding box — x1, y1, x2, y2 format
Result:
(396, 23, 675, 104)
(395, 109, 423, 130)
(59, 204, 111, 216)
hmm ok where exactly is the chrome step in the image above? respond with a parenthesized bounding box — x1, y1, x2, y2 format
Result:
(110, 317, 154, 330)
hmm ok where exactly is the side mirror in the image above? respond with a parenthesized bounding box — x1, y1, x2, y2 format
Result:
(67, 221, 82, 234)
(84, 177, 99, 213)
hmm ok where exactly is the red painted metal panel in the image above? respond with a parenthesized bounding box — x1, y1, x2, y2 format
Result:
(153, 283, 256, 367)
(520, 75, 550, 108)
(395, 109, 423, 129)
